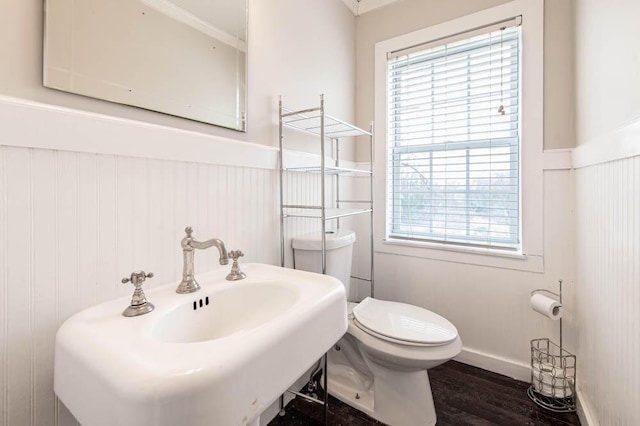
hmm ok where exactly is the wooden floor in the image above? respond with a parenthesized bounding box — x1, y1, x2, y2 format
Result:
(269, 361, 581, 426)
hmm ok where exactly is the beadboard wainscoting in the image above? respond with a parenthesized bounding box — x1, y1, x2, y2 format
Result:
(281, 171, 331, 269)
(0, 145, 284, 425)
(574, 153, 640, 426)
(0, 104, 344, 425)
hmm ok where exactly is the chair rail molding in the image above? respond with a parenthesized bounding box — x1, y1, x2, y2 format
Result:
(0, 95, 278, 170)
(573, 118, 640, 168)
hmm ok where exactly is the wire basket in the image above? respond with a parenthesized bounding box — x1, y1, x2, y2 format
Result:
(527, 338, 576, 412)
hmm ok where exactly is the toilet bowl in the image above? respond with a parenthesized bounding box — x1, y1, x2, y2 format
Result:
(292, 230, 463, 426)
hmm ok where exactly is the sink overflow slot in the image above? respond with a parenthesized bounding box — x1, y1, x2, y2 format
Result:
(192, 297, 211, 311)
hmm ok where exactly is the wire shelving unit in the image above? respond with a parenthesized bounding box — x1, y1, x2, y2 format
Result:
(277, 94, 374, 425)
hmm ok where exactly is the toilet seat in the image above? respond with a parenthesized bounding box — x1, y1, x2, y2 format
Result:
(353, 320, 442, 347)
(352, 298, 458, 346)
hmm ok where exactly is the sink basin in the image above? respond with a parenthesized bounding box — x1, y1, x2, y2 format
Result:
(54, 264, 347, 426)
(152, 282, 299, 343)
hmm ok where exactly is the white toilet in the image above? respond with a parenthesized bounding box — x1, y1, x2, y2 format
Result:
(292, 230, 462, 426)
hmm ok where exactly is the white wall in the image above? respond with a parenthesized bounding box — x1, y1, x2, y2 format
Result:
(249, 0, 357, 157)
(574, 0, 640, 146)
(354, 0, 576, 379)
(573, 0, 640, 423)
(0, 0, 357, 425)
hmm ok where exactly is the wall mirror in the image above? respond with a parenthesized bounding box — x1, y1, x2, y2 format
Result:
(44, 0, 248, 131)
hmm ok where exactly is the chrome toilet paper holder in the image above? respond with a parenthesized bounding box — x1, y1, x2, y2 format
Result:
(527, 279, 576, 413)
(531, 280, 564, 348)
(531, 287, 561, 301)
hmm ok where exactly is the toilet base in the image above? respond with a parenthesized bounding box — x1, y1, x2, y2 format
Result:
(326, 365, 375, 417)
(326, 350, 437, 426)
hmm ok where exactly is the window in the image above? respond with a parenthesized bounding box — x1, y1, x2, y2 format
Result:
(374, 0, 544, 271)
(387, 19, 521, 250)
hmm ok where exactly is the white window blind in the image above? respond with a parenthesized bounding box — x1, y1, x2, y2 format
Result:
(387, 18, 521, 250)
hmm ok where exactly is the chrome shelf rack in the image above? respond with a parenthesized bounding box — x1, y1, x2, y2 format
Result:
(278, 94, 374, 292)
(277, 94, 374, 425)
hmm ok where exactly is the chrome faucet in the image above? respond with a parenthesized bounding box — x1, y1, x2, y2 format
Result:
(177, 226, 229, 294)
(226, 250, 247, 281)
(121, 270, 154, 317)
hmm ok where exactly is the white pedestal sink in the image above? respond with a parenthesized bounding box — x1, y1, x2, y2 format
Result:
(54, 264, 347, 426)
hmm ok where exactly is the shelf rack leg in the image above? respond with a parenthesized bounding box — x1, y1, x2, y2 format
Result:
(278, 97, 285, 268)
(320, 94, 327, 275)
(323, 352, 329, 425)
(369, 121, 375, 298)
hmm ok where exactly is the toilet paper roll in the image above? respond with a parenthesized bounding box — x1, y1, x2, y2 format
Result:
(530, 293, 562, 320)
(532, 376, 574, 398)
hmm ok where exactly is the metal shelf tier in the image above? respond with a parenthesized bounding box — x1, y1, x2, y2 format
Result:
(281, 107, 372, 139)
(284, 166, 372, 176)
(283, 207, 373, 220)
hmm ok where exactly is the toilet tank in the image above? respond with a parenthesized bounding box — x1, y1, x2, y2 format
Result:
(291, 229, 356, 297)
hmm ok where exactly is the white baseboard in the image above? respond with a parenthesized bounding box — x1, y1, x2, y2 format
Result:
(576, 388, 599, 426)
(454, 347, 530, 382)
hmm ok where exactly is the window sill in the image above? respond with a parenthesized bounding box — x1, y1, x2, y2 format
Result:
(377, 238, 544, 273)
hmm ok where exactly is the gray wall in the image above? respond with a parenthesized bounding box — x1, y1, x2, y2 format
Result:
(354, 0, 574, 160)
(0, 0, 356, 155)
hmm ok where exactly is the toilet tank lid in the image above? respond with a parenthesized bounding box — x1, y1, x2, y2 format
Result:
(353, 297, 458, 345)
(291, 229, 356, 251)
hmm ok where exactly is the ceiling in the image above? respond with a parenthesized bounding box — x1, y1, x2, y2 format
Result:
(140, 0, 247, 50)
(340, 0, 402, 16)
(169, 0, 246, 36)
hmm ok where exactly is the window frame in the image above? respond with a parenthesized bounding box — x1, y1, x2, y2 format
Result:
(373, 0, 544, 272)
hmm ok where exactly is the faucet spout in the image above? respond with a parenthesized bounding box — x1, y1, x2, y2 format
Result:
(189, 237, 229, 265)
(177, 226, 229, 294)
